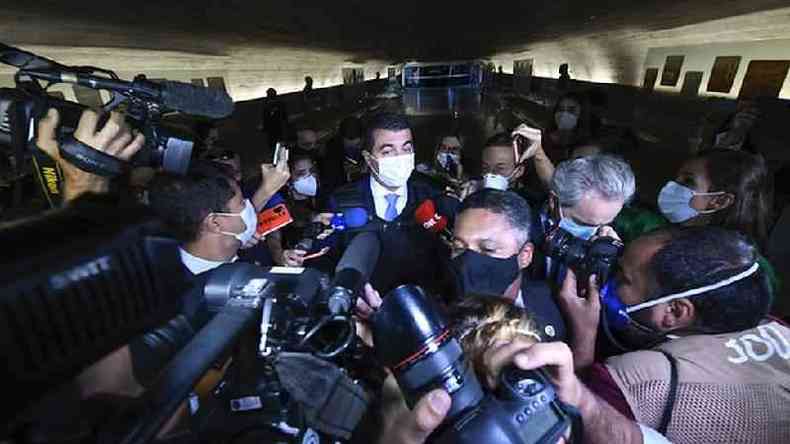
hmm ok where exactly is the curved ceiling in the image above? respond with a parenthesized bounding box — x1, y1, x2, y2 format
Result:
(2, 0, 790, 61)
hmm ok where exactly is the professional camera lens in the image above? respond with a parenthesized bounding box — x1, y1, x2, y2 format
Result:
(372, 285, 484, 420)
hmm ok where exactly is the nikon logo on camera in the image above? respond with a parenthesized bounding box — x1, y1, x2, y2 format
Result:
(49, 256, 113, 291)
(41, 167, 60, 195)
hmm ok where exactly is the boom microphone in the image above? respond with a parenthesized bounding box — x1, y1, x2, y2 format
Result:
(324, 231, 381, 314)
(20, 69, 234, 119)
(415, 199, 452, 241)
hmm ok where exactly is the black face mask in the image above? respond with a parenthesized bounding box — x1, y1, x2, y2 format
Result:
(449, 249, 521, 298)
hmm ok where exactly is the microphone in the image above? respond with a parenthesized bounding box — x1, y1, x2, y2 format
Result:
(297, 207, 371, 251)
(329, 207, 370, 231)
(21, 69, 234, 119)
(415, 199, 453, 241)
(324, 231, 381, 314)
(159, 80, 235, 119)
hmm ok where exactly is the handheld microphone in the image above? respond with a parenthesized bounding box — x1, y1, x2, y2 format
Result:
(324, 231, 381, 314)
(21, 69, 234, 119)
(414, 199, 453, 242)
(333, 207, 370, 231)
(297, 207, 371, 251)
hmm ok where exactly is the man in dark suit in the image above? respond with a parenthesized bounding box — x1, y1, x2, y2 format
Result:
(449, 189, 567, 342)
(285, 113, 458, 294)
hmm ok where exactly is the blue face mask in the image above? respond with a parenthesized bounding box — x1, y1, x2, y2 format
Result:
(657, 181, 725, 224)
(558, 216, 599, 240)
(556, 202, 600, 240)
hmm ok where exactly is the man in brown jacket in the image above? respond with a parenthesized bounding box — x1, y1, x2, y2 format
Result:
(562, 226, 789, 444)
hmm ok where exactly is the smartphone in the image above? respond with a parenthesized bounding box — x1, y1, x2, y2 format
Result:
(273, 142, 289, 164)
(256, 203, 293, 236)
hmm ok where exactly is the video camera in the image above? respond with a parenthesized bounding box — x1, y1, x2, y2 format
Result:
(0, 193, 370, 443)
(0, 43, 234, 207)
(542, 226, 624, 284)
(194, 263, 369, 443)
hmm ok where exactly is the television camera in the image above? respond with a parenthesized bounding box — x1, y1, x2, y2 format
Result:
(0, 43, 234, 207)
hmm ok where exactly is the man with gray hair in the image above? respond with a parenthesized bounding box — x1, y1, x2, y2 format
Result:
(533, 154, 636, 283)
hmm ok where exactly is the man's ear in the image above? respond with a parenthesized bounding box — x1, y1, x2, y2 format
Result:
(708, 192, 735, 212)
(517, 242, 534, 270)
(204, 213, 222, 235)
(659, 298, 696, 331)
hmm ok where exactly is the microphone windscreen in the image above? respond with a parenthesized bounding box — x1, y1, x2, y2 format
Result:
(159, 80, 235, 119)
(414, 199, 447, 233)
(335, 231, 381, 285)
(414, 200, 437, 225)
(343, 207, 369, 228)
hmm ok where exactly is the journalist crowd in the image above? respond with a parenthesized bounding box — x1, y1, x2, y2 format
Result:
(3, 78, 790, 444)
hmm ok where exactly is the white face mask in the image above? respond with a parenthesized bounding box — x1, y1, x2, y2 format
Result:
(482, 173, 509, 191)
(372, 153, 414, 188)
(212, 199, 258, 244)
(657, 181, 725, 223)
(293, 174, 318, 197)
(555, 111, 578, 130)
(437, 152, 460, 171)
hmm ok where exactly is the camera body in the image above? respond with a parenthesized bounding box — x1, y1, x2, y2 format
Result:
(198, 264, 364, 442)
(373, 285, 575, 444)
(437, 366, 572, 444)
(542, 226, 623, 283)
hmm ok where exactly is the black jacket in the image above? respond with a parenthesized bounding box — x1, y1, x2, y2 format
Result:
(324, 175, 459, 294)
(518, 278, 567, 342)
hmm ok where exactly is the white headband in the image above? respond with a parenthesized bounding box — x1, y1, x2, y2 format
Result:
(626, 262, 760, 313)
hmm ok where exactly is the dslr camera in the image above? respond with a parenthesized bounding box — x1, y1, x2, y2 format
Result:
(372, 285, 580, 444)
(542, 226, 624, 284)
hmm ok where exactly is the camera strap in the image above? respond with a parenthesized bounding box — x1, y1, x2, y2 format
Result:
(59, 134, 126, 177)
(561, 400, 585, 444)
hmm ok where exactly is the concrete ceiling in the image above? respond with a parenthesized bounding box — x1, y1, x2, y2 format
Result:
(3, 0, 790, 61)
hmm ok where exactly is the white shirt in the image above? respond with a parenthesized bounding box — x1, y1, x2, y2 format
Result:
(370, 177, 407, 220)
(640, 424, 673, 443)
(179, 247, 236, 275)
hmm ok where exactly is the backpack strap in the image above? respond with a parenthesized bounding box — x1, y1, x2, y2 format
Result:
(656, 350, 679, 435)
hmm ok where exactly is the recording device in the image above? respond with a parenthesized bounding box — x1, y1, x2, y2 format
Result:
(0, 43, 234, 206)
(414, 199, 452, 242)
(204, 264, 353, 360)
(444, 154, 460, 179)
(324, 231, 381, 315)
(195, 264, 368, 443)
(0, 196, 189, 434)
(257, 203, 294, 236)
(542, 226, 624, 284)
(273, 141, 289, 164)
(372, 285, 578, 444)
(296, 207, 370, 251)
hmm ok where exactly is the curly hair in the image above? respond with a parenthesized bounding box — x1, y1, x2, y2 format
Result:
(451, 295, 541, 376)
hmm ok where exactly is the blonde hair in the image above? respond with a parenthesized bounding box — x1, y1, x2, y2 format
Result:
(451, 296, 541, 374)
